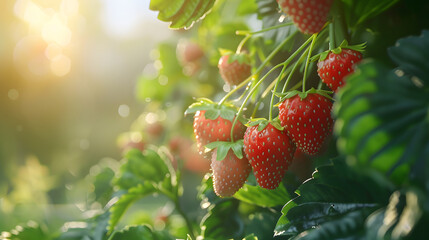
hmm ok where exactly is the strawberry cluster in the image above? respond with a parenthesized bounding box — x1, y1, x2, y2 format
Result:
(184, 1, 365, 197)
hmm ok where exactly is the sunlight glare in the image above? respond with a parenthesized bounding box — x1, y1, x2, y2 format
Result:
(42, 14, 72, 46)
(50, 54, 71, 77)
(45, 43, 63, 60)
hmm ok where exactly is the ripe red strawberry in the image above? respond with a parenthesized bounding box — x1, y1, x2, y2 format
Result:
(277, 0, 333, 34)
(211, 149, 251, 197)
(317, 49, 363, 92)
(193, 110, 246, 154)
(243, 121, 296, 189)
(218, 53, 252, 86)
(186, 99, 247, 155)
(278, 91, 333, 155)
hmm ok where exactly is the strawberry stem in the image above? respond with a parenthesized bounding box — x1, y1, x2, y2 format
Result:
(329, 22, 336, 50)
(302, 34, 317, 92)
(236, 22, 294, 36)
(331, 0, 349, 44)
(218, 31, 298, 106)
(281, 47, 310, 93)
(174, 200, 195, 239)
(269, 65, 287, 122)
(236, 34, 251, 54)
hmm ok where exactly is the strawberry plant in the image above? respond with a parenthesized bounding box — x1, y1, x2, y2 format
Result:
(4, 0, 429, 239)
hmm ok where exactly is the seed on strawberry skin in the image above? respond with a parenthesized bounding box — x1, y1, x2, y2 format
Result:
(317, 49, 363, 92)
(218, 53, 252, 86)
(193, 110, 246, 155)
(278, 92, 333, 155)
(243, 122, 296, 189)
(277, 0, 333, 34)
(211, 149, 251, 197)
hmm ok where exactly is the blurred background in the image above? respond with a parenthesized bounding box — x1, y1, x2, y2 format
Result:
(0, 0, 176, 231)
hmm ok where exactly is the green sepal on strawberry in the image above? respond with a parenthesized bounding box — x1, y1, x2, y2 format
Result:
(218, 50, 252, 86)
(205, 140, 244, 161)
(185, 98, 247, 154)
(210, 147, 251, 197)
(313, 40, 365, 92)
(276, 0, 333, 34)
(278, 88, 333, 155)
(243, 118, 296, 189)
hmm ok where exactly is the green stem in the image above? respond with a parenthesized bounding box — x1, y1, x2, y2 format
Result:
(329, 22, 336, 50)
(269, 65, 287, 121)
(231, 34, 314, 130)
(236, 22, 294, 36)
(230, 63, 284, 140)
(218, 31, 298, 106)
(331, 0, 349, 44)
(174, 199, 195, 239)
(236, 34, 251, 53)
(302, 34, 317, 92)
(262, 65, 294, 98)
(281, 47, 310, 93)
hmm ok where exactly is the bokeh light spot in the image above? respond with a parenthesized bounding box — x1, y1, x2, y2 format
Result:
(8, 89, 20, 101)
(42, 14, 72, 46)
(118, 104, 130, 118)
(45, 43, 63, 60)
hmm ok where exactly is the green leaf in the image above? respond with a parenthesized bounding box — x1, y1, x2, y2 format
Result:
(200, 199, 244, 239)
(150, 0, 215, 29)
(334, 31, 429, 184)
(274, 159, 394, 238)
(115, 149, 170, 189)
(108, 183, 157, 233)
(57, 211, 110, 240)
(242, 233, 258, 240)
(256, 0, 295, 47)
(288, 204, 377, 240)
(230, 140, 244, 159)
(341, 0, 400, 29)
(365, 188, 425, 240)
(216, 143, 230, 161)
(388, 30, 429, 85)
(237, 0, 258, 16)
(219, 108, 236, 122)
(109, 225, 174, 240)
(234, 183, 291, 208)
(92, 166, 115, 205)
(198, 173, 224, 208)
(6, 222, 51, 240)
(109, 148, 180, 233)
(243, 210, 281, 240)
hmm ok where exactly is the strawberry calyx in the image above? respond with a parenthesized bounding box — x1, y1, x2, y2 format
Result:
(311, 40, 366, 62)
(276, 88, 334, 103)
(246, 118, 283, 132)
(219, 49, 251, 65)
(205, 140, 244, 161)
(185, 98, 246, 123)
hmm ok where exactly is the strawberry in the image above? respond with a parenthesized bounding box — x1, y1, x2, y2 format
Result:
(218, 52, 252, 86)
(317, 49, 363, 92)
(278, 90, 333, 155)
(177, 40, 205, 76)
(211, 148, 251, 197)
(277, 0, 333, 34)
(177, 40, 204, 64)
(287, 149, 314, 183)
(185, 99, 246, 154)
(243, 120, 296, 189)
